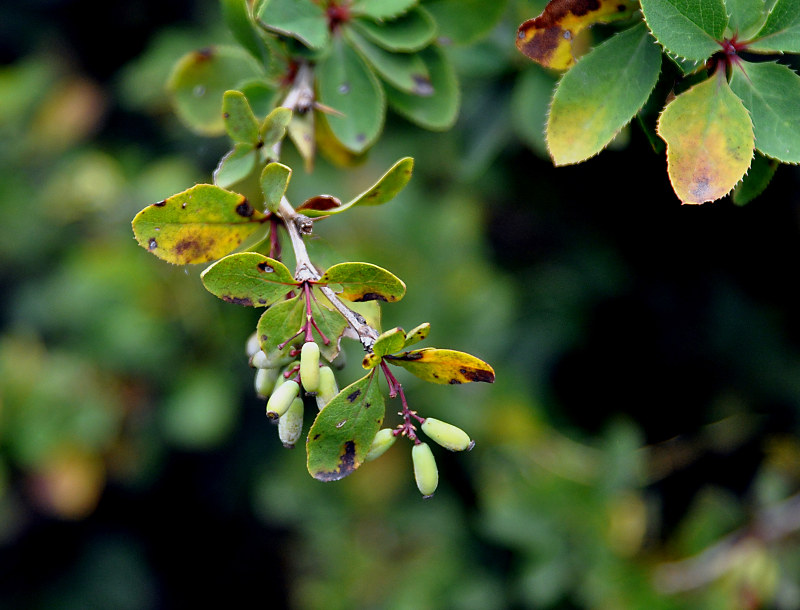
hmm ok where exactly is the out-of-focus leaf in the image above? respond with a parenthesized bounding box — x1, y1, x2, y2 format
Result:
(314, 111, 369, 167)
(346, 27, 433, 96)
(350, 8, 437, 52)
(516, 0, 639, 70)
(640, 0, 729, 62)
(657, 71, 754, 204)
(260, 162, 292, 213)
(749, 0, 800, 52)
(318, 262, 406, 302)
(511, 66, 557, 158)
(222, 90, 260, 145)
(287, 110, 316, 171)
(351, 0, 419, 20)
(388, 348, 495, 384)
(221, 0, 268, 61)
(547, 23, 662, 165)
(386, 46, 459, 130)
(733, 151, 779, 205)
(132, 184, 268, 264)
(200, 253, 297, 306)
(317, 36, 385, 152)
(729, 61, 800, 164)
(168, 46, 262, 135)
(213, 144, 257, 188)
(425, 0, 508, 44)
(307, 371, 385, 481)
(262, 106, 293, 155)
(256, 0, 329, 49)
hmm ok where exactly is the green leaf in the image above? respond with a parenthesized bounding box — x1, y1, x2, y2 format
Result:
(386, 46, 460, 130)
(222, 90, 260, 145)
(657, 71, 754, 204)
(260, 162, 292, 213)
(387, 348, 495, 384)
(168, 46, 263, 135)
(351, 8, 437, 52)
(221, 0, 268, 61)
(511, 66, 558, 158)
(346, 27, 433, 96)
(729, 61, 800, 164)
(724, 0, 767, 37)
(238, 79, 279, 118)
(200, 253, 297, 307)
(287, 111, 316, 171)
(640, 0, 729, 61)
(351, 0, 419, 19)
(749, 0, 800, 52)
(310, 292, 349, 362)
(261, 106, 293, 153)
(733, 152, 779, 205)
(132, 184, 268, 264)
(318, 262, 406, 302)
(402, 322, 430, 348)
(362, 327, 407, 369)
(257, 296, 305, 362)
(317, 36, 385, 153)
(307, 371, 385, 481)
(213, 144, 257, 189)
(547, 23, 662, 166)
(425, 0, 508, 44)
(256, 0, 330, 49)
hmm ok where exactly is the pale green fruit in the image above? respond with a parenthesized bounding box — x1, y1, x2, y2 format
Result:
(300, 342, 320, 392)
(315, 366, 338, 410)
(266, 380, 299, 420)
(251, 350, 270, 369)
(246, 331, 260, 358)
(364, 428, 397, 461)
(254, 367, 280, 398)
(412, 442, 438, 498)
(421, 418, 473, 452)
(278, 397, 304, 448)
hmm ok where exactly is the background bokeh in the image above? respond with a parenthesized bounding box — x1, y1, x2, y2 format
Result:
(2, 1, 800, 608)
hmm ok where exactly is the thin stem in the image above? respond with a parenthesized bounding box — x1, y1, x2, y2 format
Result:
(381, 361, 423, 442)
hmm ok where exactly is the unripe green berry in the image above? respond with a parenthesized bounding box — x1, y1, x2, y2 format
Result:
(254, 367, 280, 398)
(315, 366, 338, 410)
(278, 397, 304, 448)
(421, 418, 474, 452)
(266, 380, 300, 420)
(412, 442, 438, 498)
(300, 342, 320, 393)
(364, 428, 397, 462)
(251, 350, 270, 369)
(246, 331, 260, 358)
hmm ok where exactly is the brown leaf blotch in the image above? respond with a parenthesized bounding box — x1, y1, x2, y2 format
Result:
(347, 389, 361, 403)
(462, 368, 496, 383)
(235, 199, 254, 217)
(314, 440, 357, 482)
(355, 292, 389, 302)
(148, 237, 158, 250)
(257, 261, 274, 273)
(153, 200, 166, 207)
(222, 296, 254, 306)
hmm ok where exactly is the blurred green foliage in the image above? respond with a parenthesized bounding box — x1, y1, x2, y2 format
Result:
(2, 0, 800, 608)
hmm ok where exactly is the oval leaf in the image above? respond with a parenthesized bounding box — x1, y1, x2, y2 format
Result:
(222, 90, 260, 145)
(657, 71, 755, 204)
(200, 253, 297, 307)
(256, 0, 330, 49)
(516, 0, 639, 70)
(363, 327, 407, 369)
(640, 0, 728, 62)
(388, 348, 495, 384)
(213, 144, 257, 188)
(132, 184, 268, 264)
(547, 23, 662, 165)
(317, 36, 385, 153)
(318, 262, 406, 302)
(351, 0, 419, 20)
(403, 322, 430, 348)
(221, 0, 269, 61)
(261, 106, 293, 154)
(257, 296, 305, 362)
(168, 46, 263, 135)
(350, 8, 436, 52)
(307, 371, 385, 481)
(260, 162, 292, 213)
(729, 61, 800, 164)
(426, 0, 508, 45)
(733, 152, 779, 205)
(749, 0, 800, 53)
(311, 292, 349, 362)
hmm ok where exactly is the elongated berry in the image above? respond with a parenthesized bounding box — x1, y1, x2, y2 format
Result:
(412, 442, 438, 498)
(364, 428, 397, 461)
(266, 379, 299, 420)
(246, 331, 260, 358)
(315, 366, 338, 410)
(278, 397, 304, 448)
(300, 342, 320, 393)
(254, 367, 280, 398)
(421, 418, 474, 452)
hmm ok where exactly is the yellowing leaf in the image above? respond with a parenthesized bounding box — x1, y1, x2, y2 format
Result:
(387, 348, 495, 385)
(132, 184, 268, 264)
(657, 72, 754, 204)
(516, 0, 638, 70)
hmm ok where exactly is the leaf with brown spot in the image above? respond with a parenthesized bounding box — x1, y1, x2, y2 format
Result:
(362, 327, 406, 369)
(256, 296, 305, 364)
(318, 262, 406, 303)
(516, 0, 638, 70)
(307, 370, 385, 481)
(387, 348, 495, 385)
(658, 70, 754, 204)
(132, 184, 268, 264)
(296, 194, 343, 214)
(200, 253, 297, 307)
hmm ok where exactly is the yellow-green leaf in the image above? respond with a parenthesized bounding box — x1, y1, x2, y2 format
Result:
(362, 327, 406, 369)
(387, 348, 495, 385)
(657, 71, 754, 204)
(318, 262, 406, 302)
(516, 0, 639, 70)
(132, 184, 268, 264)
(200, 253, 297, 306)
